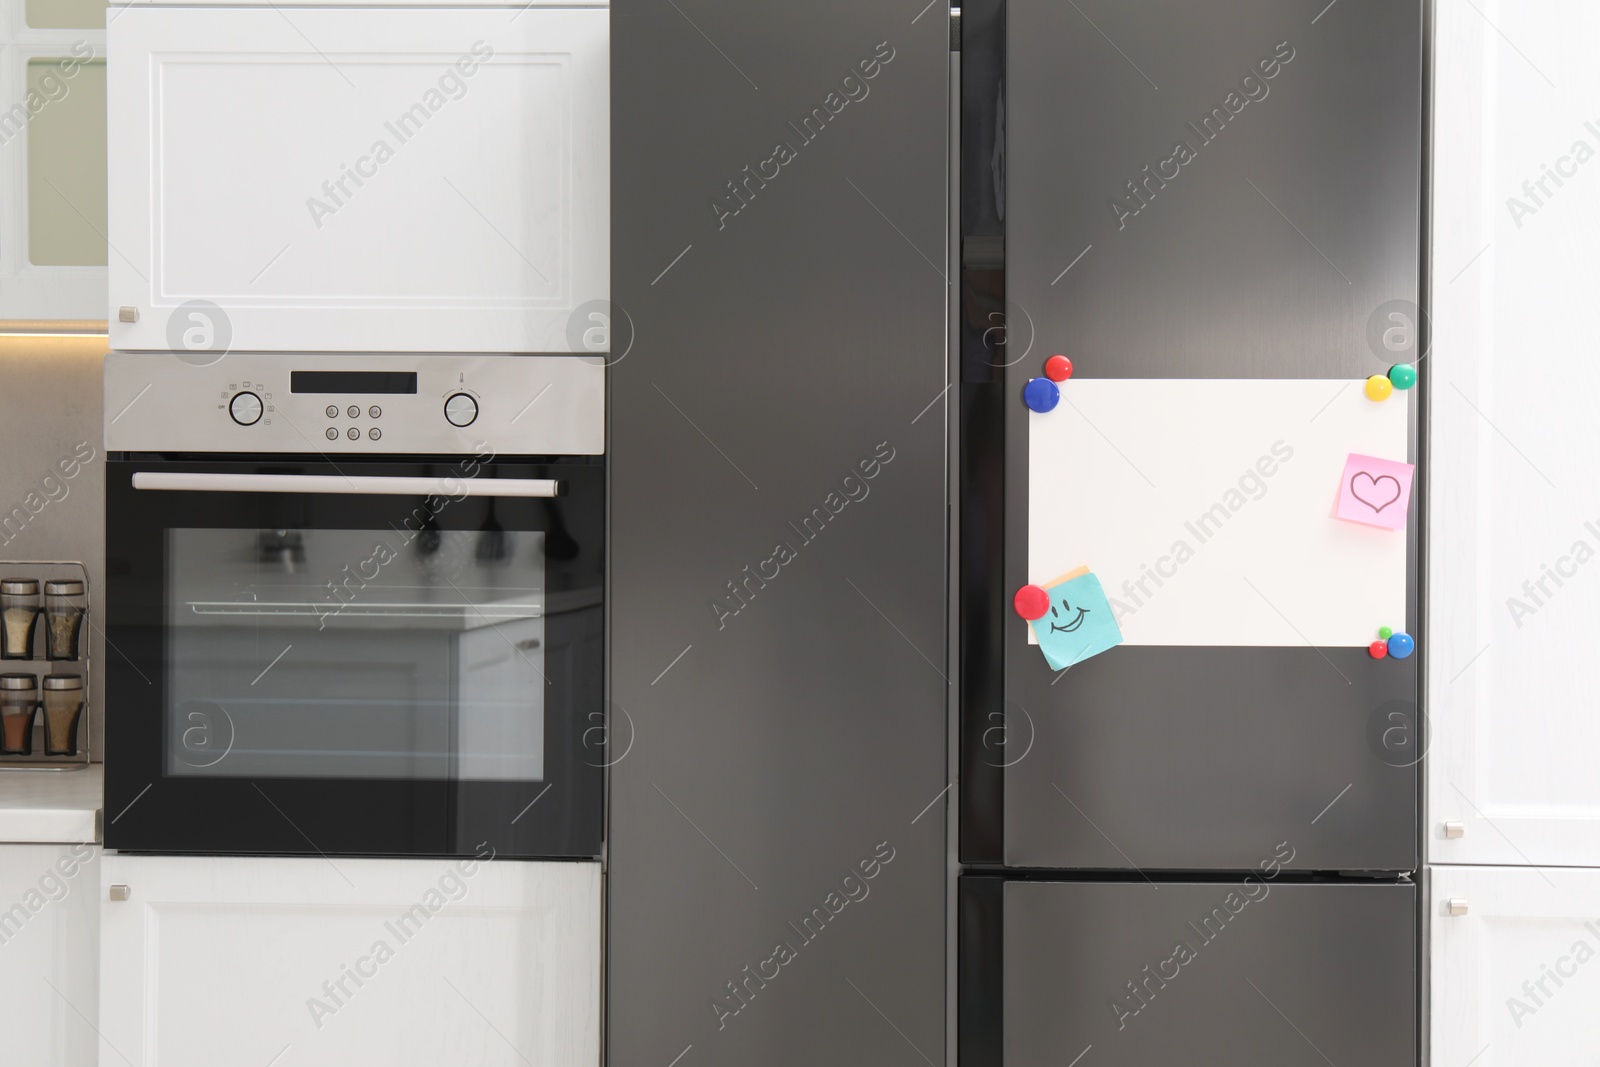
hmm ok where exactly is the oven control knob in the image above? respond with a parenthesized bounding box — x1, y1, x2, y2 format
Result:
(444, 392, 478, 428)
(229, 391, 264, 426)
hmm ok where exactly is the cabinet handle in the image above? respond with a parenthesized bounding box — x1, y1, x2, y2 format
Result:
(1447, 897, 1469, 916)
(516, 638, 541, 651)
(109, 885, 131, 901)
(1443, 821, 1465, 839)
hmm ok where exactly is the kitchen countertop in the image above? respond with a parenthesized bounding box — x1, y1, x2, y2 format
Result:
(0, 764, 102, 844)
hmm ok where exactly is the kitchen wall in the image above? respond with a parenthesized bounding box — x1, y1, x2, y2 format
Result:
(0, 327, 106, 758)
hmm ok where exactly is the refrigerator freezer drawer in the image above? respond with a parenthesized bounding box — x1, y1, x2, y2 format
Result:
(970, 878, 1416, 1066)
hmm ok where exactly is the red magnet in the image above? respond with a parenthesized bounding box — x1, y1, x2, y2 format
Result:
(1014, 584, 1050, 620)
(1368, 639, 1389, 659)
(1044, 355, 1073, 382)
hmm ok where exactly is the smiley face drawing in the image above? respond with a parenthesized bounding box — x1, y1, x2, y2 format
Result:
(1028, 570, 1123, 671)
(1048, 597, 1090, 634)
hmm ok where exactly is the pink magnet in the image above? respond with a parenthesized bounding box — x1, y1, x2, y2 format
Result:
(1014, 585, 1050, 620)
(1044, 355, 1073, 382)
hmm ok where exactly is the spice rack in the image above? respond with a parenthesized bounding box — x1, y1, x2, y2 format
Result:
(0, 561, 91, 770)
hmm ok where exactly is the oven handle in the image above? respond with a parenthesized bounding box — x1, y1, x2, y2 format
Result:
(131, 472, 564, 497)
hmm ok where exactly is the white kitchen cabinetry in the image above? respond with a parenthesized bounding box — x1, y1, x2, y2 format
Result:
(98, 854, 600, 1067)
(1431, 866, 1600, 1066)
(0, 843, 100, 1067)
(1429, 0, 1600, 868)
(107, 7, 608, 353)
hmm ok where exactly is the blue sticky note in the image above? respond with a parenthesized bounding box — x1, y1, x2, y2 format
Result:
(1028, 571, 1123, 670)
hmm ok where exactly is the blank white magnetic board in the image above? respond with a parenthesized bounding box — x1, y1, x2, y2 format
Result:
(1029, 379, 1410, 647)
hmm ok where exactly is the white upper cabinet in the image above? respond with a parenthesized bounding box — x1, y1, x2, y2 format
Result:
(1429, 0, 1600, 868)
(107, 7, 608, 352)
(0, 3, 108, 320)
(1431, 866, 1600, 1067)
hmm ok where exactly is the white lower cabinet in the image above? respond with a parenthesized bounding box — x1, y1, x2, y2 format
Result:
(1432, 865, 1600, 1066)
(0, 843, 101, 1066)
(98, 854, 600, 1066)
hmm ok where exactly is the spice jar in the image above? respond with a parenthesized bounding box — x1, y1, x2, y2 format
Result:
(0, 673, 39, 755)
(1, 579, 41, 659)
(42, 675, 84, 756)
(43, 580, 86, 661)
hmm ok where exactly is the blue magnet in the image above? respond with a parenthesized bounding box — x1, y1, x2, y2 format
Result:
(1023, 377, 1060, 413)
(1387, 632, 1415, 659)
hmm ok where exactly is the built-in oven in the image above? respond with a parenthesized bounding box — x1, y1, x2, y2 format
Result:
(102, 354, 604, 859)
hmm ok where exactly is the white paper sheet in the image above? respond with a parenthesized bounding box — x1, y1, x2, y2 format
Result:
(1028, 379, 1410, 647)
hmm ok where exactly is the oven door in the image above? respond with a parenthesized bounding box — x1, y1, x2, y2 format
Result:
(104, 455, 603, 859)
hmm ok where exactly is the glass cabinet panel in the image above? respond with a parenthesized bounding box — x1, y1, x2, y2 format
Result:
(24, 0, 105, 29)
(25, 57, 107, 267)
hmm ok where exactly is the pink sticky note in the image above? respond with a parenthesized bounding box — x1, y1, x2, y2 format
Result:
(1336, 453, 1415, 530)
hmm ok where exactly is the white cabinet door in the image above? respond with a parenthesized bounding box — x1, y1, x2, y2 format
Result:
(99, 854, 600, 1067)
(1431, 865, 1600, 1067)
(107, 7, 608, 353)
(1429, 0, 1600, 867)
(0, 843, 100, 1067)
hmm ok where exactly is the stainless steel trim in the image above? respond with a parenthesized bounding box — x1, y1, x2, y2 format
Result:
(131, 472, 562, 498)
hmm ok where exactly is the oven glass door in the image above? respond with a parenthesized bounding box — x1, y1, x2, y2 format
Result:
(105, 456, 603, 859)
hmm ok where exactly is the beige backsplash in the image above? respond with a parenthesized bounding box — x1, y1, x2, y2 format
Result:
(0, 330, 107, 762)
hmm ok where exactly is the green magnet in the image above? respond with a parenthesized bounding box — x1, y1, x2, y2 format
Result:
(1379, 626, 1393, 640)
(1388, 364, 1417, 390)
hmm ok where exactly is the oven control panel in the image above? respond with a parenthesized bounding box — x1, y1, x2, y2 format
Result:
(105, 354, 604, 455)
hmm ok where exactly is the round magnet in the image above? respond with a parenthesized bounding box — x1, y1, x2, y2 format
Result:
(1023, 377, 1061, 413)
(1369, 639, 1389, 659)
(1387, 632, 1415, 659)
(1378, 626, 1393, 640)
(1388, 363, 1417, 390)
(1365, 375, 1394, 402)
(1014, 584, 1050, 620)
(1044, 355, 1074, 382)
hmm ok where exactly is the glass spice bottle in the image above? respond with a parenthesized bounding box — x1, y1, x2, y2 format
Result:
(0, 579, 41, 659)
(43, 579, 86, 660)
(0, 673, 39, 755)
(42, 675, 84, 756)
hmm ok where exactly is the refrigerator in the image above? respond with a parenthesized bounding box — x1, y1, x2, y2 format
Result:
(607, 2, 952, 1064)
(959, 0, 1426, 1062)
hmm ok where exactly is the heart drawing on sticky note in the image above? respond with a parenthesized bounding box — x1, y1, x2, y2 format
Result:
(1350, 471, 1403, 513)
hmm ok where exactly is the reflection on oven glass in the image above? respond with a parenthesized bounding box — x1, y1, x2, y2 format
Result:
(166, 529, 551, 782)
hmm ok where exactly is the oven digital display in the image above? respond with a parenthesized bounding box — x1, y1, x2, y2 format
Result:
(290, 371, 419, 394)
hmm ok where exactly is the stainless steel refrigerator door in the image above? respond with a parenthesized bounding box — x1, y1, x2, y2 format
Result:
(999, 879, 1417, 1065)
(980, 0, 1423, 871)
(1008, 0, 1424, 378)
(609, 3, 950, 1064)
